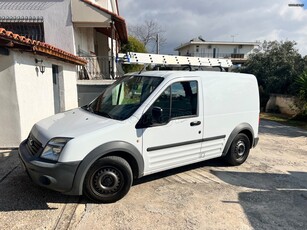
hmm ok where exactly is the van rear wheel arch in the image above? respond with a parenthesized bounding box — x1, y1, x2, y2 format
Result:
(225, 133, 251, 166)
(222, 123, 254, 157)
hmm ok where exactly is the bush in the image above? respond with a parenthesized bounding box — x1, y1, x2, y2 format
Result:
(120, 36, 147, 74)
(295, 71, 307, 116)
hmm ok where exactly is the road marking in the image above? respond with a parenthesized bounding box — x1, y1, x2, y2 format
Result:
(52, 196, 81, 230)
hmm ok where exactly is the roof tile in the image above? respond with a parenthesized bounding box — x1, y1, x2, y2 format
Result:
(5, 31, 13, 37)
(0, 27, 87, 65)
(12, 34, 20, 40)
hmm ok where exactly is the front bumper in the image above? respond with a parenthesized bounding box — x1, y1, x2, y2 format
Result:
(18, 139, 80, 193)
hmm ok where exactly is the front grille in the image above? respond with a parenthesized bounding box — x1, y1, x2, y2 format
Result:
(26, 133, 43, 156)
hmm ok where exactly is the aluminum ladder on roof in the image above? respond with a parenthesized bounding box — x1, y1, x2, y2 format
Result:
(117, 52, 233, 69)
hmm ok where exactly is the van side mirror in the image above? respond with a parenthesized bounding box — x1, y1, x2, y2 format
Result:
(135, 106, 163, 129)
(135, 112, 152, 129)
(152, 106, 163, 123)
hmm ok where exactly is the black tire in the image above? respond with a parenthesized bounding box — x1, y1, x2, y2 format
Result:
(83, 156, 133, 203)
(225, 133, 250, 166)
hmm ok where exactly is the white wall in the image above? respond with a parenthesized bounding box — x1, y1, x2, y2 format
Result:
(0, 0, 76, 54)
(61, 65, 78, 110)
(197, 44, 255, 56)
(92, 0, 116, 12)
(14, 52, 54, 141)
(0, 50, 78, 147)
(0, 53, 21, 147)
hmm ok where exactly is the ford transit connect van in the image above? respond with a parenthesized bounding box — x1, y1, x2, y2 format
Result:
(19, 71, 259, 203)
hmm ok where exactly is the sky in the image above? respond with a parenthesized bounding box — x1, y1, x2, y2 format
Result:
(117, 0, 307, 56)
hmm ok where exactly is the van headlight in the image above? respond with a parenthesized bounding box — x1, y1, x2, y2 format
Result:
(41, 138, 72, 161)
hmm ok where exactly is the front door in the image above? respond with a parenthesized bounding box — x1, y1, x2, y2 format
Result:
(140, 79, 204, 174)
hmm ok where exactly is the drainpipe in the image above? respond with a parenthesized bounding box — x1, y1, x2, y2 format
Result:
(110, 20, 115, 79)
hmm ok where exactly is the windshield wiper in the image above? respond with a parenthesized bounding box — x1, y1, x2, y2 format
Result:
(82, 105, 112, 119)
(82, 105, 94, 113)
(96, 111, 112, 119)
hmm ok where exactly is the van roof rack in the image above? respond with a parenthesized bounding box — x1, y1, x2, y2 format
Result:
(117, 52, 232, 72)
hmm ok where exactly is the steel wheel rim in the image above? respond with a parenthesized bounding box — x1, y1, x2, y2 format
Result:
(235, 140, 246, 158)
(91, 166, 123, 196)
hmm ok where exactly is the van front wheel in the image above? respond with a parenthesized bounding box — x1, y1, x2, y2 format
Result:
(84, 156, 133, 203)
(225, 133, 250, 166)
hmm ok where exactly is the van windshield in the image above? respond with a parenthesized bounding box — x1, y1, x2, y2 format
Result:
(83, 75, 163, 120)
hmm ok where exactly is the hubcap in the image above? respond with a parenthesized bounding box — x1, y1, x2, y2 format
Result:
(235, 140, 246, 157)
(92, 167, 122, 195)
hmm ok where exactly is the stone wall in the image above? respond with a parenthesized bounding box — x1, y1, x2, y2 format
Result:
(265, 94, 300, 116)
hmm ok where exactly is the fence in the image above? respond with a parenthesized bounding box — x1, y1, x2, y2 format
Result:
(78, 56, 123, 80)
(186, 53, 246, 59)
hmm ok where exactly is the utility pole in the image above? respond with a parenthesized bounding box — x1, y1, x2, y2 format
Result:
(156, 34, 160, 54)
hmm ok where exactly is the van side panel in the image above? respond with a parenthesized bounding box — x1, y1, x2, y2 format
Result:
(201, 73, 259, 159)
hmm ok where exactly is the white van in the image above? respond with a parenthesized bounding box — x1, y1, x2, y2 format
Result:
(19, 71, 259, 203)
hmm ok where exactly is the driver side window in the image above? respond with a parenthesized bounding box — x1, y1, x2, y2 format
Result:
(151, 80, 198, 125)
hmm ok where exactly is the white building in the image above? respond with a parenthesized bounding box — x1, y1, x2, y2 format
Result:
(0, 0, 128, 79)
(0, 0, 128, 147)
(0, 28, 86, 148)
(175, 37, 259, 64)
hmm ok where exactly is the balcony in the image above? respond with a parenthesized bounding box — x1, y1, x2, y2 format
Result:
(78, 56, 125, 80)
(186, 52, 246, 59)
(230, 53, 245, 59)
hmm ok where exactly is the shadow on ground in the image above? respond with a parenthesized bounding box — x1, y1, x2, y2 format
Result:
(0, 151, 81, 212)
(260, 120, 307, 137)
(133, 157, 228, 185)
(211, 170, 307, 229)
(0, 148, 229, 211)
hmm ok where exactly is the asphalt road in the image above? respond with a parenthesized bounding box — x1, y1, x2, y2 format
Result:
(0, 120, 306, 230)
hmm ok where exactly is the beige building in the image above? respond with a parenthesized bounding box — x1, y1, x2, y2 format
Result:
(175, 37, 259, 65)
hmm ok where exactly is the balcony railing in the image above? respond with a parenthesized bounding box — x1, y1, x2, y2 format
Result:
(78, 56, 124, 80)
(185, 53, 246, 59)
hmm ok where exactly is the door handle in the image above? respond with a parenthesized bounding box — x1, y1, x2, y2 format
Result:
(190, 121, 201, 126)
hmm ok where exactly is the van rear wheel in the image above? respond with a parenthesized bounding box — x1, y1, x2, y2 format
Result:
(225, 133, 250, 166)
(84, 156, 133, 203)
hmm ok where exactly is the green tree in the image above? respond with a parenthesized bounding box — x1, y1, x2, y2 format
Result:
(120, 36, 147, 73)
(242, 41, 305, 94)
(239, 40, 305, 108)
(295, 71, 307, 116)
